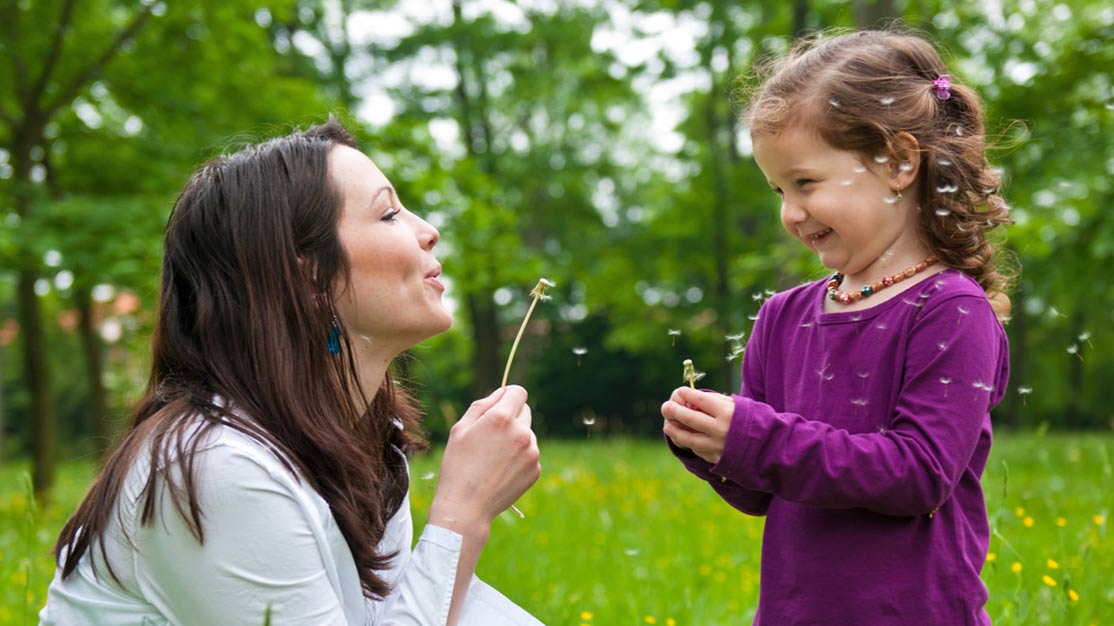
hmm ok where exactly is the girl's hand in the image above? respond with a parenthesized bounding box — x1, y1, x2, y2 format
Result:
(429, 385, 541, 538)
(661, 386, 735, 464)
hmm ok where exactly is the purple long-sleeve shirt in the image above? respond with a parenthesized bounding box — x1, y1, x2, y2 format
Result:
(671, 269, 1009, 625)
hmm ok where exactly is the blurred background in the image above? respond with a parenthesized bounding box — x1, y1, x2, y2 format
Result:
(1, 0, 1111, 502)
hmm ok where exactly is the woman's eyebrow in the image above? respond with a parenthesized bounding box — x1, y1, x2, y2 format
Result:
(368, 185, 394, 210)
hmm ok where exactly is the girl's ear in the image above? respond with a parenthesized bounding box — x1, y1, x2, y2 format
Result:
(889, 132, 921, 190)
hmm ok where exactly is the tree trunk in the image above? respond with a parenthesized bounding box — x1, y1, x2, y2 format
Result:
(852, 0, 903, 27)
(75, 286, 110, 461)
(466, 291, 500, 396)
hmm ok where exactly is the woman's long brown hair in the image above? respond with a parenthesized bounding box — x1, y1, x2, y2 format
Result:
(54, 119, 427, 599)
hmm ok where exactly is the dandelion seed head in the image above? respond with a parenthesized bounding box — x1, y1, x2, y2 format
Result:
(582, 416, 596, 427)
(572, 347, 588, 356)
(873, 155, 890, 164)
(668, 329, 682, 337)
(529, 277, 556, 299)
(1017, 386, 1032, 395)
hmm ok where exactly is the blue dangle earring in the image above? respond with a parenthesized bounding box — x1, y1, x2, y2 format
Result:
(327, 313, 342, 355)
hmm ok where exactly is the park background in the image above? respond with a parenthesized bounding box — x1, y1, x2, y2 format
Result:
(1, 0, 1110, 624)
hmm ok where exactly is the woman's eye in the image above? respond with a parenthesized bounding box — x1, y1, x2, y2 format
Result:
(381, 209, 400, 222)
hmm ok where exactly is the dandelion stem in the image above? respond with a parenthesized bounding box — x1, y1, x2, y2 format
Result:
(502, 296, 542, 388)
(498, 278, 555, 519)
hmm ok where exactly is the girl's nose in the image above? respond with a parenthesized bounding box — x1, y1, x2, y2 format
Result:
(780, 198, 808, 225)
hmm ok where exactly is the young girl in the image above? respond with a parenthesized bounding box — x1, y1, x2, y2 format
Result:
(41, 120, 542, 625)
(661, 30, 1012, 624)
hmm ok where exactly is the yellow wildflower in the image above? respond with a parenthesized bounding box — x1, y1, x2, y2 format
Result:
(1011, 562, 1022, 573)
(1023, 516, 1034, 527)
(645, 617, 658, 625)
(1094, 514, 1106, 525)
(986, 552, 996, 562)
(1056, 517, 1067, 527)
(1014, 507, 1025, 517)
(1046, 558, 1059, 569)
(1068, 589, 1079, 602)
(667, 620, 677, 626)
(1041, 575, 1057, 587)
(580, 612, 593, 621)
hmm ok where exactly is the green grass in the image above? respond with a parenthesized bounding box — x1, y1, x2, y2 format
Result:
(3, 432, 1111, 625)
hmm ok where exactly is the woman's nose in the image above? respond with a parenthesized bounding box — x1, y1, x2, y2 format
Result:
(417, 215, 439, 249)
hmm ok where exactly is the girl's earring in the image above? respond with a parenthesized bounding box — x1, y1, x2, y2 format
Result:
(327, 314, 342, 355)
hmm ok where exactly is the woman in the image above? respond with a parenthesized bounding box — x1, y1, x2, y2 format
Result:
(40, 120, 542, 625)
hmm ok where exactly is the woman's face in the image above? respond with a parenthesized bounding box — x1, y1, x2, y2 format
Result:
(328, 145, 452, 353)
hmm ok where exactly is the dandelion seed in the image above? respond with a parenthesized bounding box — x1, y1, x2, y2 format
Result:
(725, 332, 746, 342)
(939, 377, 952, 397)
(668, 328, 681, 346)
(748, 313, 760, 321)
(1066, 344, 1083, 361)
(421, 472, 436, 481)
(938, 158, 954, 167)
(1041, 575, 1056, 587)
(751, 292, 765, 302)
(1046, 558, 1059, 569)
(883, 193, 901, 204)
(1078, 330, 1093, 348)
(840, 178, 854, 186)
(764, 289, 776, 297)
(935, 209, 952, 217)
(956, 305, 969, 324)
(1048, 306, 1065, 318)
(800, 321, 813, 328)
(857, 371, 871, 379)
(572, 346, 588, 365)
(829, 99, 841, 108)
(874, 155, 890, 164)
(850, 314, 863, 322)
(902, 298, 924, 308)
(880, 96, 895, 105)
(852, 165, 867, 174)
(898, 161, 913, 171)
(1011, 562, 1022, 573)
(955, 126, 964, 136)
(936, 183, 960, 193)
(875, 322, 888, 330)
(938, 342, 948, 351)
(981, 186, 997, 194)
(682, 359, 704, 388)
(1018, 386, 1032, 395)
(624, 548, 640, 557)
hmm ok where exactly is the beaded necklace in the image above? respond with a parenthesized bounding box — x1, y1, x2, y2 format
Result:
(826, 256, 937, 305)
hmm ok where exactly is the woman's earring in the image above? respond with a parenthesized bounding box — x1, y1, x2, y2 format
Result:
(327, 314, 342, 355)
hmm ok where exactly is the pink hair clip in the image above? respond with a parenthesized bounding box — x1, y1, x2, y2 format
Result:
(933, 74, 952, 100)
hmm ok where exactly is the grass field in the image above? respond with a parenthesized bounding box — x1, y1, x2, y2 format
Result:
(2, 432, 1111, 625)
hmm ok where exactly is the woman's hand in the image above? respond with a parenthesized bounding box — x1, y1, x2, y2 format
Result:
(428, 385, 541, 538)
(661, 386, 735, 464)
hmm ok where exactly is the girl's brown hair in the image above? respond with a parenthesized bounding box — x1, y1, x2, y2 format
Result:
(746, 28, 1014, 317)
(54, 119, 427, 599)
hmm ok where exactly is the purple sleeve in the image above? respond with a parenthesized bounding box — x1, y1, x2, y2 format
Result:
(664, 299, 775, 517)
(710, 294, 1007, 516)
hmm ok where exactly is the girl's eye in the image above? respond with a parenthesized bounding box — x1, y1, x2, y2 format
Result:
(797, 179, 815, 188)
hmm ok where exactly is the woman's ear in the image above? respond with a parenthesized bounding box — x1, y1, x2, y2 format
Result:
(889, 132, 921, 190)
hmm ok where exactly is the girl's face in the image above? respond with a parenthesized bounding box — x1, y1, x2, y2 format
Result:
(329, 145, 452, 352)
(753, 126, 926, 279)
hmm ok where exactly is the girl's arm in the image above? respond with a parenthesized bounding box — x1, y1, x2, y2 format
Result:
(664, 294, 1008, 516)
